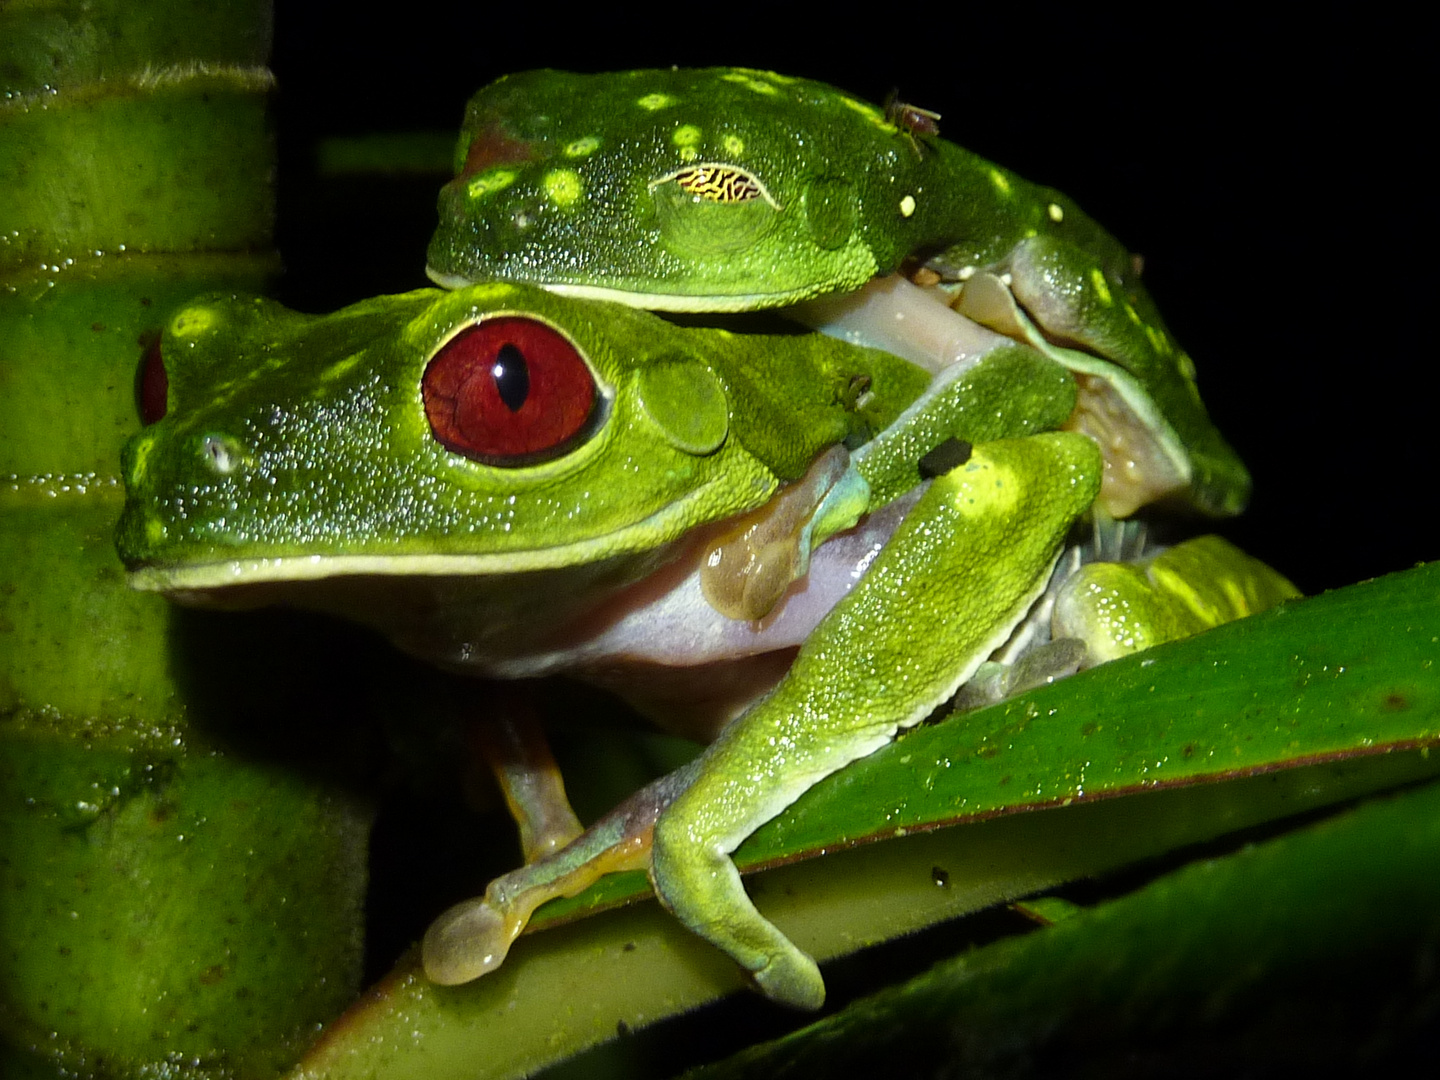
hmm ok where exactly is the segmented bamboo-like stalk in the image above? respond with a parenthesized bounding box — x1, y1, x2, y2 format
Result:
(1, 4, 370, 1075)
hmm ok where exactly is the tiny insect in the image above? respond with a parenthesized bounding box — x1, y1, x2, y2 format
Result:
(883, 90, 942, 157)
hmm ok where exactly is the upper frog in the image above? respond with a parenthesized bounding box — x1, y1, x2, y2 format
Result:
(426, 67, 1248, 518)
(426, 67, 1111, 311)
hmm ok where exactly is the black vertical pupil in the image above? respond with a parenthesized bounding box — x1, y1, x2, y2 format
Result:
(492, 343, 530, 412)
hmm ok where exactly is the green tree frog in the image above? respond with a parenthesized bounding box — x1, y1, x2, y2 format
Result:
(117, 280, 1295, 1010)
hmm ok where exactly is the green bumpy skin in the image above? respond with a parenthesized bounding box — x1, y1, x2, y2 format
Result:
(426, 68, 1121, 310)
(116, 283, 1295, 1010)
(425, 67, 1248, 517)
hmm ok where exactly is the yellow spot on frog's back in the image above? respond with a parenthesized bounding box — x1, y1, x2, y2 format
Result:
(722, 134, 745, 156)
(564, 136, 600, 158)
(170, 306, 217, 337)
(730, 67, 798, 85)
(720, 71, 780, 96)
(989, 169, 1012, 195)
(899, 194, 916, 217)
(467, 168, 518, 200)
(1178, 352, 1198, 381)
(637, 93, 675, 111)
(543, 169, 583, 208)
(1047, 202, 1065, 223)
(672, 125, 703, 162)
(1089, 268, 1113, 306)
(1144, 322, 1168, 353)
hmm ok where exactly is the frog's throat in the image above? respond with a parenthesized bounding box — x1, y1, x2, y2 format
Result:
(424, 269, 826, 314)
(125, 473, 762, 594)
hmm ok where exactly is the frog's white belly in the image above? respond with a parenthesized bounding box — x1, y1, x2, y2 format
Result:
(478, 491, 919, 678)
(194, 486, 919, 738)
(790, 273, 1006, 373)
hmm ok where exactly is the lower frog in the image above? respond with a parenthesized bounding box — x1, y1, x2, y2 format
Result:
(116, 283, 1295, 1008)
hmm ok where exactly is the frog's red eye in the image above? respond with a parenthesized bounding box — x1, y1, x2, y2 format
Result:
(137, 333, 168, 425)
(422, 316, 599, 465)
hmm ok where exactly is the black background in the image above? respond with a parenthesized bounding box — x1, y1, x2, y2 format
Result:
(269, 5, 1433, 597)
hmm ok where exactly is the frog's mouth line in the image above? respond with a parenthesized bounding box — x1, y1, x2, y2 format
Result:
(124, 472, 769, 595)
(424, 267, 828, 314)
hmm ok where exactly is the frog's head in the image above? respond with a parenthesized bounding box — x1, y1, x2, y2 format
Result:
(426, 68, 925, 311)
(117, 284, 883, 600)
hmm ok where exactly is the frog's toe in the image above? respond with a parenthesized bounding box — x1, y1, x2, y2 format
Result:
(422, 897, 515, 985)
(753, 946, 825, 1010)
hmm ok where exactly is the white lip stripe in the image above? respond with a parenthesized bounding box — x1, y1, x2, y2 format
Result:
(126, 474, 744, 592)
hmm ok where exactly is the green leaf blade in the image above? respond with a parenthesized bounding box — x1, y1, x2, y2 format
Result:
(293, 565, 1440, 1080)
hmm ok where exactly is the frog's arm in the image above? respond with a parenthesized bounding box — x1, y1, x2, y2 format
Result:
(651, 432, 1103, 1007)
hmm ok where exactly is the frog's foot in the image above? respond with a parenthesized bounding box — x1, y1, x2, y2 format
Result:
(650, 821, 824, 1011)
(951, 638, 1092, 712)
(423, 759, 701, 986)
(423, 889, 515, 985)
(423, 816, 654, 985)
(755, 950, 825, 1011)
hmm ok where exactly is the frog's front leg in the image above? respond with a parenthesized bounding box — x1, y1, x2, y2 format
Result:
(649, 432, 1102, 1009)
(943, 235, 1251, 517)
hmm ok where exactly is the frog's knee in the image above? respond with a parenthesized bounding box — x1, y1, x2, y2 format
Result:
(648, 812, 701, 906)
(754, 944, 826, 1010)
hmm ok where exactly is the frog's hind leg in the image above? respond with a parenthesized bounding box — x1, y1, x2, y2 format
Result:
(649, 434, 1104, 1010)
(423, 755, 701, 985)
(955, 517, 1300, 710)
(1050, 533, 1301, 666)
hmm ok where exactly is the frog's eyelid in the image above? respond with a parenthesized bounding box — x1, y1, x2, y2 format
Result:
(647, 164, 783, 210)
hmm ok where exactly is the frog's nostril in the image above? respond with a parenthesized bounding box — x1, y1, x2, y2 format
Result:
(201, 436, 240, 475)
